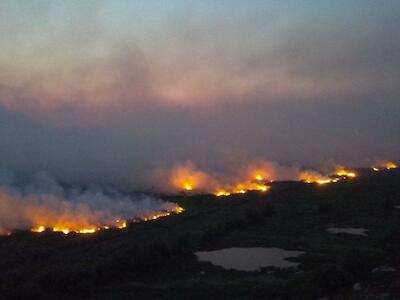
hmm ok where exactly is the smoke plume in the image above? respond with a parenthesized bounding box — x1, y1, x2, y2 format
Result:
(0, 170, 181, 235)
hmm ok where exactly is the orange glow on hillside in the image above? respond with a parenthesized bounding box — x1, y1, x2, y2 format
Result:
(385, 162, 397, 169)
(29, 206, 184, 235)
(214, 181, 271, 197)
(215, 190, 231, 197)
(299, 171, 332, 185)
(372, 161, 398, 171)
(31, 226, 46, 233)
(335, 169, 357, 178)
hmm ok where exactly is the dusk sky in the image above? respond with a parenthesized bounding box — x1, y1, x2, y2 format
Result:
(0, 1, 399, 188)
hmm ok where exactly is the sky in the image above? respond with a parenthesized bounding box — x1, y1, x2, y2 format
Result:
(0, 0, 399, 188)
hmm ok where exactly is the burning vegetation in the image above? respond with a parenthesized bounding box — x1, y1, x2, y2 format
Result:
(1, 160, 397, 236)
(163, 160, 398, 195)
(335, 169, 357, 178)
(372, 161, 398, 171)
(0, 182, 184, 236)
(28, 205, 184, 235)
(167, 163, 357, 194)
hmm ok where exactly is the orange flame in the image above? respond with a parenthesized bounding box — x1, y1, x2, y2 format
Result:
(372, 161, 397, 171)
(169, 162, 211, 192)
(386, 162, 397, 169)
(214, 181, 271, 196)
(29, 206, 184, 235)
(299, 170, 332, 185)
(335, 169, 357, 178)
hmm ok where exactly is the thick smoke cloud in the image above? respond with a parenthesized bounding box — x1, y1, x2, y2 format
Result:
(0, 1, 399, 188)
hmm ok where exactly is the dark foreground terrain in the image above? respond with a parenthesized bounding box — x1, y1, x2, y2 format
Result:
(1, 169, 400, 299)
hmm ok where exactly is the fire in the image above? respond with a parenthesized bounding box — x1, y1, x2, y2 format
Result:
(175, 206, 185, 214)
(116, 220, 127, 229)
(50, 227, 98, 234)
(335, 169, 357, 178)
(255, 174, 264, 181)
(214, 182, 271, 197)
(164, 159, 396, 196)
(78, 228, 97, 234)
(385, 162, 397, 169)
(237, 189, 247, 194)
(299, 171, 332, 185)
(0, 178, 186, 237)
(256, 184, 270, 192)
(316, 179, 332, 185)
(28, 206, 184, 235)
(215, 190, 231, 197)
(169, 162, 211, 193)
(184, 183, 193, 191)
(301, 178, 332, 184)
(31, 225, 46, 233)
(143, 206, 184, 221)
(372, 161, 397, 171)
(143, 212, 169, 221)
(53, 227, 71, 234)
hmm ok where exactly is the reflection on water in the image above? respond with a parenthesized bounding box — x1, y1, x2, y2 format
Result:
(326, 227, 368, 236)
(195, 247, 304, 271)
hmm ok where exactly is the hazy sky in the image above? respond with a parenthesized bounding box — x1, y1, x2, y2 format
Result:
(0, 1, 399, 187)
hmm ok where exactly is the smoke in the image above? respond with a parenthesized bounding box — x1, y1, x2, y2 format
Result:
(0, 2, 398, 190)
(149, 160, 335, 194)
(0, 170, 181, 235)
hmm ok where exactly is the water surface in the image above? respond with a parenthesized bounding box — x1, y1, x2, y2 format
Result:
(326, 227, 367, 236)
(195, 247, 304, 271)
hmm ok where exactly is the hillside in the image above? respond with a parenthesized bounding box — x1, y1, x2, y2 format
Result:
(1, 169, 399, 299)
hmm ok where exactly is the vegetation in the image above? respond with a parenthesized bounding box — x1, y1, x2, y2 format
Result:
(0, 169, 399, 299)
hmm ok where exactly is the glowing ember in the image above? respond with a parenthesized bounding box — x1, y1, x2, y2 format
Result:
(373, 167, 379, 171)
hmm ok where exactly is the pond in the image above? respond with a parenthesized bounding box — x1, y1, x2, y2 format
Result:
(195, 247, 304, 271)
(326, 227, 368, 236)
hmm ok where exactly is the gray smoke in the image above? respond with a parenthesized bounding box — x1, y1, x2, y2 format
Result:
(0, 169, 180, 235)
